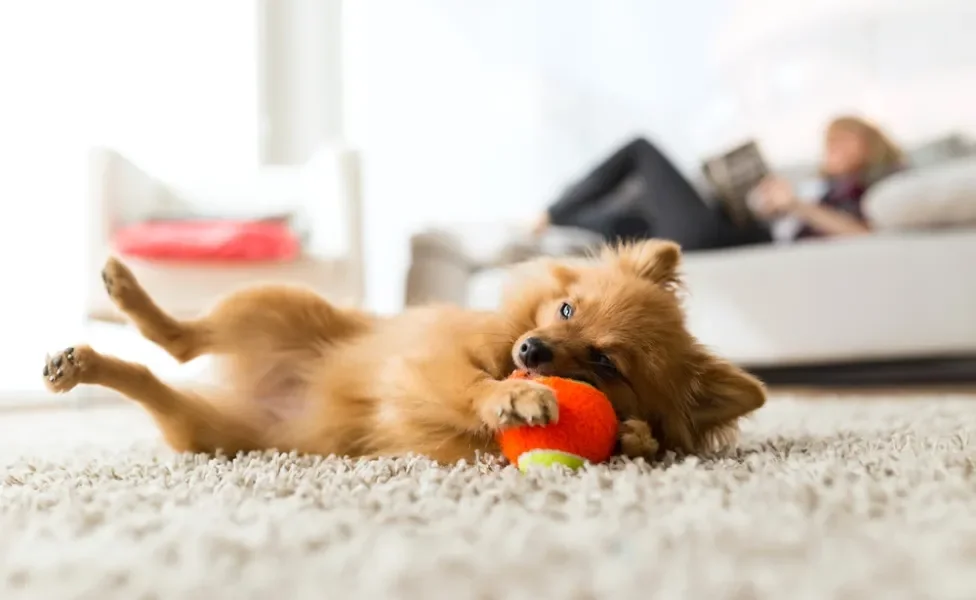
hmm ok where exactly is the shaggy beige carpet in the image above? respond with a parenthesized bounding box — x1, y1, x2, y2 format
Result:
(1, 395, 975, 600)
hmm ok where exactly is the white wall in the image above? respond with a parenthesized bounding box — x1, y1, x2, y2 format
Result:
(713, 0, 976, 162)
(343, 0, 976, 314)
(0, 1, 258, 388)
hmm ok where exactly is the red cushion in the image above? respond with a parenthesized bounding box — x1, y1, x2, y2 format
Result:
(113, 220, 300, 262)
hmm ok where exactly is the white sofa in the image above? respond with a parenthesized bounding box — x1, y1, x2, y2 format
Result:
(406, 156, 976, 383)
(86, 145, 364, 321)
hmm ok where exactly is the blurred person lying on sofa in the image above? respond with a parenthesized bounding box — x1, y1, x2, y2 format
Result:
(531, 116, 907, 250)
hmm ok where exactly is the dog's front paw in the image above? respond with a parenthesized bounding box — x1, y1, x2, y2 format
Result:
(479, 379, 559, 430)
(617, 418, 660, 461)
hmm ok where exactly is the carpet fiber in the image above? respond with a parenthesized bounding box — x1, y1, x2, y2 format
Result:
(2, 395, 975, 600)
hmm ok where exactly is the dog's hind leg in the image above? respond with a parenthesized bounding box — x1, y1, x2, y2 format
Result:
(98, 257, 374, 445)
(100, 257, 373, 364)
(100, 257, 213, 363)
(42, 345, 265, 454)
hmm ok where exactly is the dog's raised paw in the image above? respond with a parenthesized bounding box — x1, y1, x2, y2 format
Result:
(43, 345, 93, 393)
(481, 379, 559, 429)
(101, 257, 141, 309)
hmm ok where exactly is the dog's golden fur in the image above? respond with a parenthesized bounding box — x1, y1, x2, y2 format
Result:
(44, 240, 765, 462)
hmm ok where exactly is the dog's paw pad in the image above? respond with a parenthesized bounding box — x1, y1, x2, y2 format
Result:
(483, 380, 559, 429)
(101, 257, 141, 308)
(43, 345, 92, 393)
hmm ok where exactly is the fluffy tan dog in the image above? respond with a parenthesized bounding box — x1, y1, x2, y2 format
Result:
(44, 240, 765, 462)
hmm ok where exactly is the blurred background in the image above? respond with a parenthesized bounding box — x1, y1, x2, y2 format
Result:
(1, 0, 974, 402)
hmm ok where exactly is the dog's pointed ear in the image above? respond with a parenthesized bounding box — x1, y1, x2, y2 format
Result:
(603, 239, 682, 289)
(688, 352, 766, 444)
(546, 261, 579, 287)
(504, 257, 579, 292)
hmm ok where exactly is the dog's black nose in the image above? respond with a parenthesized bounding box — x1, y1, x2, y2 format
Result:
(518, 337, 553, 368)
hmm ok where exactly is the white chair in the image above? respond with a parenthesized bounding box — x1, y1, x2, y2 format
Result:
(86, 145, 364, 322)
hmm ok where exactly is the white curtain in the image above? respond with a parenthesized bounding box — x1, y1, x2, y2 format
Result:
(0, 1, 259, 392)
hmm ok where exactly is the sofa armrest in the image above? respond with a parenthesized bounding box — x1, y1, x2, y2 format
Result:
(404, 223, 604, 307)
(405, 227, 489, 307)
(405, 222, 532, 306)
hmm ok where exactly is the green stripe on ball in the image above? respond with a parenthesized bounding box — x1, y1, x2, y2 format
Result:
(517, 449, 588, 472)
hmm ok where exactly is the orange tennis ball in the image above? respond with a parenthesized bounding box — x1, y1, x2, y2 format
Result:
(497, 370, 618, 471)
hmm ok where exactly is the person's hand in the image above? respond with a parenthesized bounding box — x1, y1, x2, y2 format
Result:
(752, 176, 798, 218)
(530, 212, 551, 236)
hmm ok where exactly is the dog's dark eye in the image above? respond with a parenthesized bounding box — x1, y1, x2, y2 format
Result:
(559, 302, 574, 320)
(589, 348, 618, 374)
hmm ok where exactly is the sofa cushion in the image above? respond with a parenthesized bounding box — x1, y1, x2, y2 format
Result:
(863, 157, 976, 230)
(905, 133, 974, 167)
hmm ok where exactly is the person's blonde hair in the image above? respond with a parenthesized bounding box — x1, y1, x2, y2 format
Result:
(823, 115, 906, 182)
